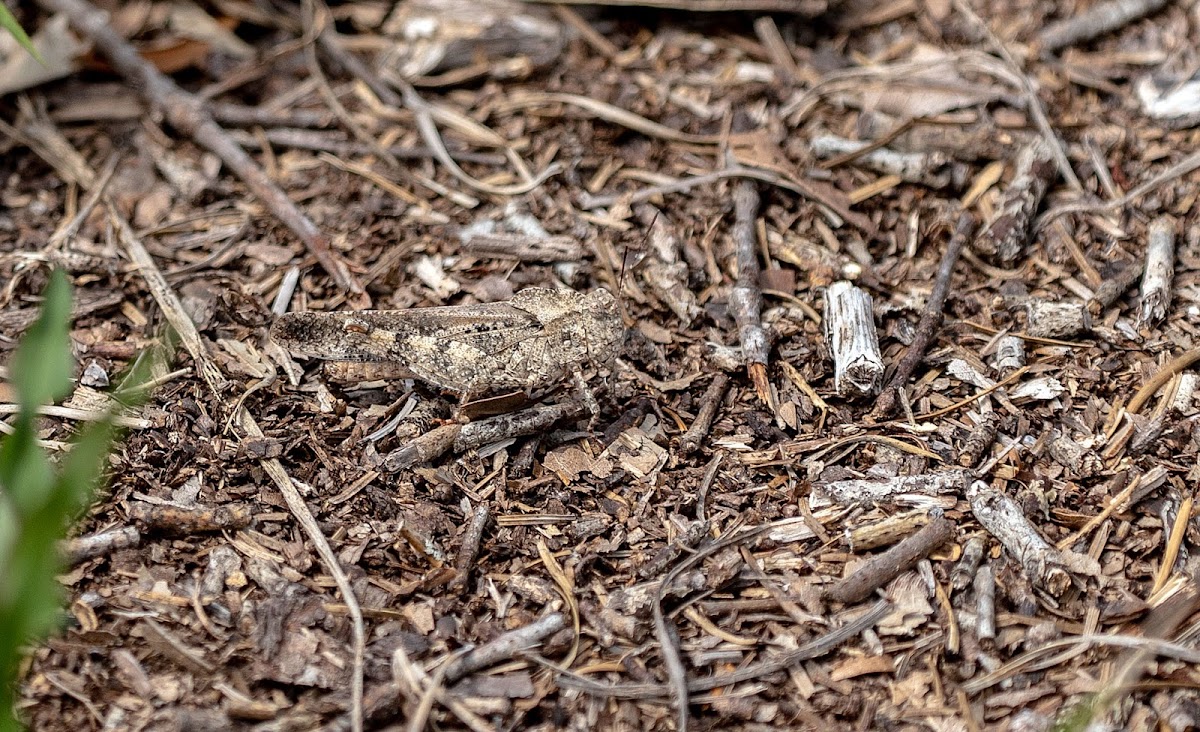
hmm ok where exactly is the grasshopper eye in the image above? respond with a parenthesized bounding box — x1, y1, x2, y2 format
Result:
(344, 319, 372, 335)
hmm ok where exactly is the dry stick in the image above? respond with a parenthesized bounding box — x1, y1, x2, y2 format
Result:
(974, 564, 997, 641)
(730, 181, 772, 408)
(1038, 0, 1172, 53)
(825, 282, 884, 397)
(1127, 346, 1200, 415)
(958, 412, 999, 467)
(127, 502, 252, 534)
(442, 612, 566, 683)
(826, 515, 954, 604)
(450, 503, 491, 593)
(972, 141, 1056, 263)
(872, 213, 974, 418)
(383, 423, 463, 472)
(951, 534, 987, 591)
(968, 479, 1072, 597)
(676, 373, 731, 456)
(1139, 217, 1176, 327)
(61, 526, 141, 564)
(40, 0, 368, 307)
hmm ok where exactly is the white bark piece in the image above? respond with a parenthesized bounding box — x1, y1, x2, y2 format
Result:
(824, 281, 883, 397)
(994, 334, 1026, 374)
(1139, 217, 1176, 327)
(1171, 372, 1198, 415)
(814, 468, 971, 509)
(967, 480, 1072, 596)
(1025, 299, 1089, 339)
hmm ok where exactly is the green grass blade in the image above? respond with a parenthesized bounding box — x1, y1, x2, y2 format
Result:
(0, 3, 42, 65)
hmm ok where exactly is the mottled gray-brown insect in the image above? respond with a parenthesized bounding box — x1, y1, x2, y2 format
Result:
(271, 288, 625, 412)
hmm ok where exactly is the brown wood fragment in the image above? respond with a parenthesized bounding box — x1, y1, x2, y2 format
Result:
(384, 423, 463, 472)
(958, 413, 998, 467)
(127, 502, 252, 534)
(873, 213, 973, 417)
(846, 509, 932, 552)
(450, 504, 491, 593)
(973, 141, 1055, 264)
(730, 181, 771, 406)
(826, 516, 954, 604)
(675, 374, 730, 456)
(951, 534, 987, 592)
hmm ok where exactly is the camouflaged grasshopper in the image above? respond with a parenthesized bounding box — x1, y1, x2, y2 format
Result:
(271, 287, 625, 415)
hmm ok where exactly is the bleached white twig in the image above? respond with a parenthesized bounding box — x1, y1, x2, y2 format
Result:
(824, 281, 883, 397)
(968, 480, 1073, 596)
(1139, 217, 1176, 327)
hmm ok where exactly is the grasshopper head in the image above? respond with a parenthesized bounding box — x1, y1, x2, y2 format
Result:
(578, 288, 625, 362)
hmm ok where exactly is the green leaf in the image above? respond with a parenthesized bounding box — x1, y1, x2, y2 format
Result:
(9, 270, 72, 411)
(0, 3, 42, 66)
(0, 271, 172, 732)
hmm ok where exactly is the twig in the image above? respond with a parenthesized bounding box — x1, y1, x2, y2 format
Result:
(455, 401, 590, 452)
(39, 0, 368, 306)
(676, 374, 730, 456)
(813, 469, 970, 509)
(873, 213, 973, 417)
(554, 599, 891, 698)
(826, 515, 955, 604)
(383, 423, 463, 472)
(1130, 347, 1200, 415)
(450, 503, 491, 593)
(824, 282, 884, 397)
(968, 480, 1072, 596)
(974, 564, 996, 641)
(127, 502, 252, 534)
(730, 182, 771, 406)
(958, 413, 999, 467)
(972, 141, 1056, 263)
(61, 526, 140, 564)
(950, 534, 987, 591)
(443, 613, 566, 683)
(1038, 0, 1172, 53)
(1139, 217, 1176, 327)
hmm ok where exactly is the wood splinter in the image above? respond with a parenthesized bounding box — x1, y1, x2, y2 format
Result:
(827, 515, 954, 605)
(973, 140, 1055, 264)
(824, 281, 883, 397)
(730, 181, 772, 406)
(1139, 216, 1176, 327)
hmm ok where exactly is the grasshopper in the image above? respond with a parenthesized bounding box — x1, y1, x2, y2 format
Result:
(271, 287, 625, 415)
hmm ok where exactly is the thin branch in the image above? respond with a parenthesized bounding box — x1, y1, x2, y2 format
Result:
(872, 213, 974, 418)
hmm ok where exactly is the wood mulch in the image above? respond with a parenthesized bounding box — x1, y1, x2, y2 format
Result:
(2, 0, 1200, 729)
